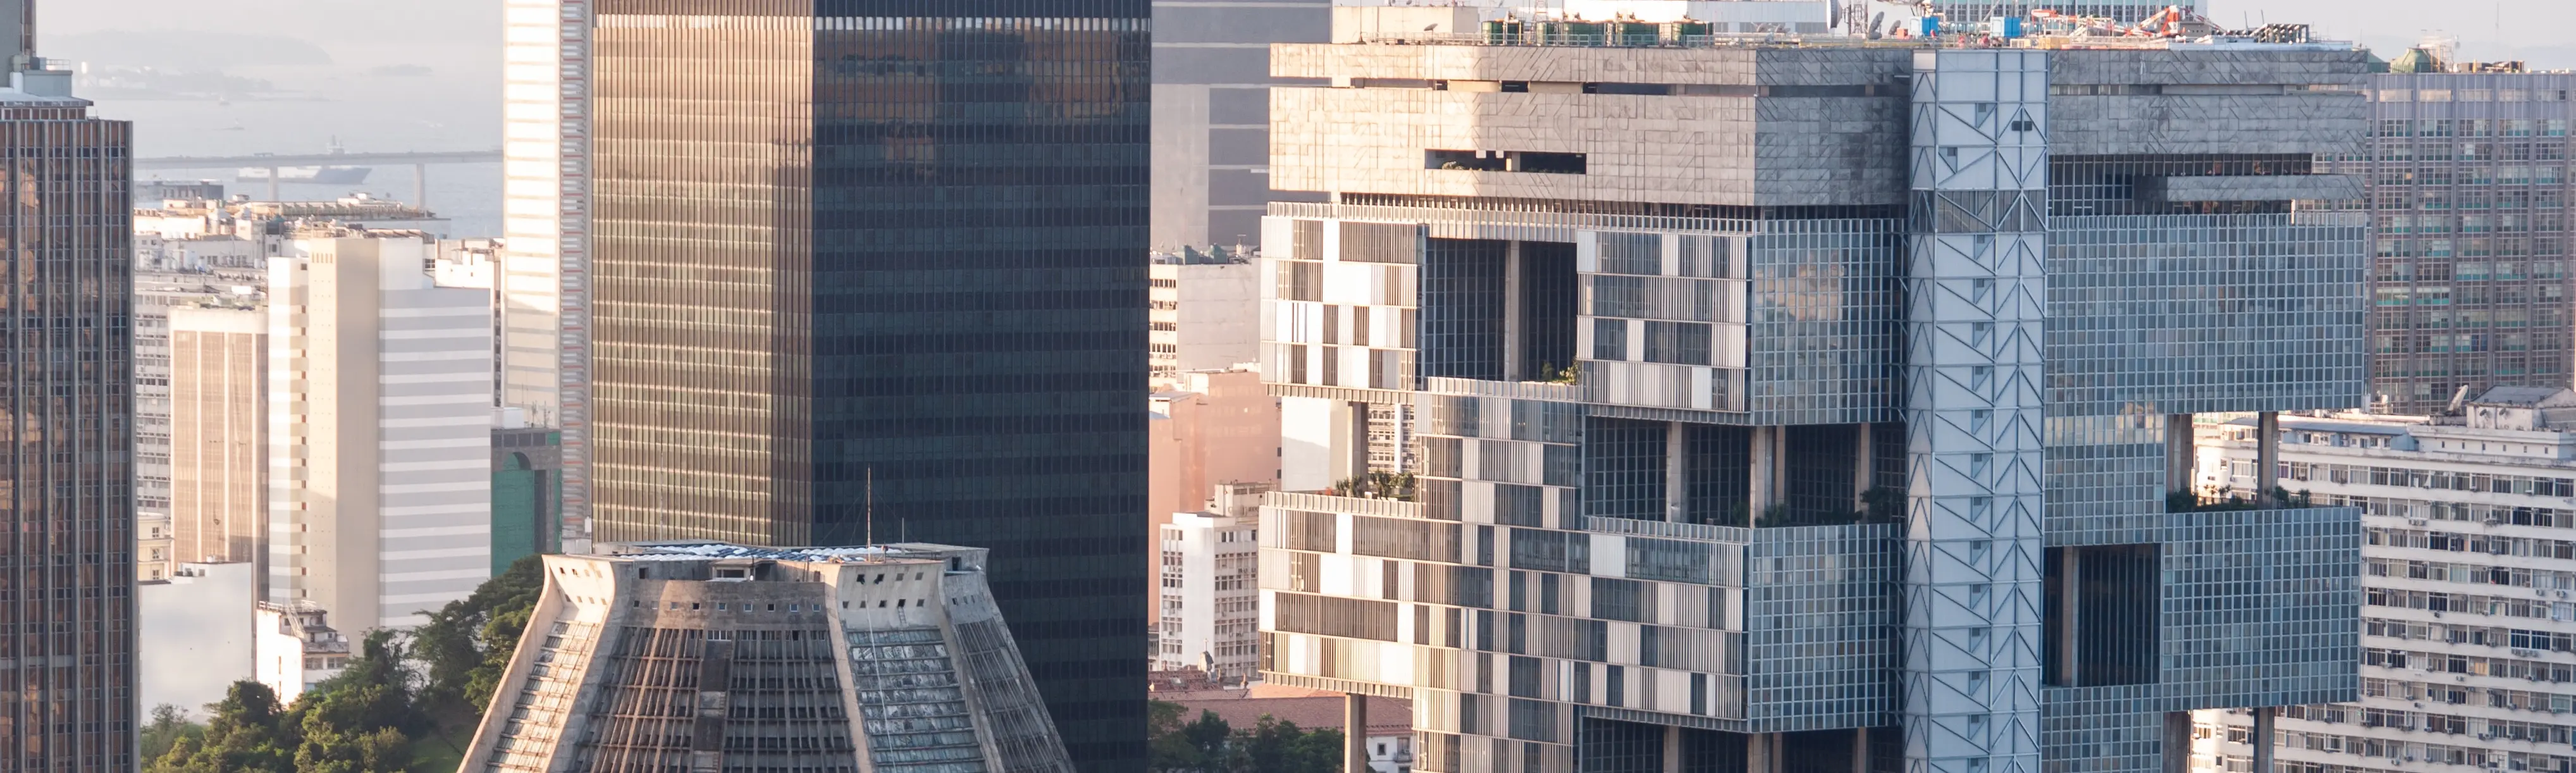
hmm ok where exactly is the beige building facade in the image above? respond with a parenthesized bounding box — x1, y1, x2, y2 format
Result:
(169, 305, 267, 570)
(1150, 368, 1283, 521)
(266, 229, 496, 629)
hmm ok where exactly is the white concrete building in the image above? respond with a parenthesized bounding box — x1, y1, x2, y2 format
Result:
(2197, 387, 2576, 773)
(130, 273, 261, 580)
(254, 601, 350, 706)
(500, 0, 592, 552)
(1155, 510, 1260, 684)
(1149, 254, 1262, 390)
(139, 562, 257, 716)
(266, 226, 495, 630)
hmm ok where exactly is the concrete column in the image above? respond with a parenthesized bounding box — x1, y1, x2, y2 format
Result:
(1851, 727, 1871, 773)
(1665, 422, 1689, 523)
(2161, 712, 2193, 773)
(2055, 548, 2081, 686)
(1748, 733, 1781, 773)
(1345, 692, 1369, 773)
(1749, 426, 1780, 517)
(1503, 241, 1524, 380)
(414, 163, 429, 209)
(1661, 724, 1683, 773)
(1854, 423, 1876, 511)
(2251, 707, 2277, 773)
(2165, 414, 2195, 497)
(2255, 412, 2280, 506)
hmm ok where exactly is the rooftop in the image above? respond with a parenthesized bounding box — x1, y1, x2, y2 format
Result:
(600, 540, 983, 566)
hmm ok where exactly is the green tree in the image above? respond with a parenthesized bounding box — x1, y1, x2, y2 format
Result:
(288, 629, 421, 770)
(140, 704, 206, 762)
(407, 553, 545, 762)
(1237, 717, 1345, 773)
(147, 681, 295, 773)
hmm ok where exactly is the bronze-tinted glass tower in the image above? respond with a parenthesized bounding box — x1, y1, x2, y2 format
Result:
(0, 58, 138, 772)
(589, 1, 1148, 769)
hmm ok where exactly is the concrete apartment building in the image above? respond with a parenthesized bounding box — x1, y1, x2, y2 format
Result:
(130, 275, 259, 578)
(2343, 58, 2576, 414)
(1151, 250, 1264, 389)
(168, 305, 267, 573)
(1159, 509, 1264, 684)
(265, 227, 495, 630)
(2196, 390, 2576, 773)
(454, 541, 1074, 773)
(1152, 368, 1285, 521)
(252, 601, 350, 706)
(1252, 8, 2369, 772)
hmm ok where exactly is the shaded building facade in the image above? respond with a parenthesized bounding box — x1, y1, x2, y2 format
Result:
(0, 66, 137, 771)
(2345, 70, 2576, 414)
(586, 2, 1150, 767)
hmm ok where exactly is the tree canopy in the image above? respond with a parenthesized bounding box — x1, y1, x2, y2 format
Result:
(144, 554, 549, 773)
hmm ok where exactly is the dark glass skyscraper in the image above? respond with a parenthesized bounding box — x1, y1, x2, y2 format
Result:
(0, 62, 137, 772)
(589, 2, 1149, 769)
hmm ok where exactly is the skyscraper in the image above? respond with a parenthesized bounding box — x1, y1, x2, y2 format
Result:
(1254, 11, 2367, 772)
(498, 0, 593, 552)
(0, 42, 138, 772)
(585, 4, 1151, 768)
(265, 227, 495, 630)
(2341, 61, 2576, 414)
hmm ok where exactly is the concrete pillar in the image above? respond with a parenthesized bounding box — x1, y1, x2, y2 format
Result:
(1854, 423, 1876, 511)
(2165, 414, 2195, 497)
(2251, 707, 2277, 773)
(2055, 548, 2081, 686)
(414, 163, 428, 209)
(1748, 733, 1781, 773)
(2161, 712, 2193, 773)
(1852, 727, 1871, 773)
(1661, 724, 1683, 773)
(1665, 422, 1689, 522)
(1749, 426, 1784, 517)
(1345, 693, 1371, 773)
(1503, 241, 1524, 380)
(2255, 412, 2281, 507)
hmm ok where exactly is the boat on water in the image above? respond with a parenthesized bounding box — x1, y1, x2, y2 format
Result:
(237, 165, 372, 184)
(237, 137, 373, 185)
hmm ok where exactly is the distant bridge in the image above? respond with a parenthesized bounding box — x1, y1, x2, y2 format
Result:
(134, 149, 502, 170)
(134, 149, 504, 205)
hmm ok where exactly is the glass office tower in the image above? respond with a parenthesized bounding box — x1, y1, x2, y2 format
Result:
(589, 2, 1149, 769)
(0, 66, 136, 772)
(1255, 14, 2369, 773)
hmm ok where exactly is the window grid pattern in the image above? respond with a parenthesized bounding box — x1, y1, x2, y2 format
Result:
(1745, 524, 1900, 732)
(2046, 213, 2367, 417)
(2042, 414, 2169, 541)
(1685, 424, 1753, 527)
(1746, 220, 1902, 425)
(2337, 73, 2576, 413)
(1583, 418, 1667, 522)
(1421, 238, 1509, 381)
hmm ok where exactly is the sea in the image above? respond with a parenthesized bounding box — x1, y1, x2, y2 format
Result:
(90, 89, 503, 238)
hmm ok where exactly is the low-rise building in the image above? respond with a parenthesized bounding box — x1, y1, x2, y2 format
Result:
(253, 601, 350, 707)
(453, 541, 1075, 773)
(2197, 387, 2576, 773)
(1157, 510, 1261, 684)
(1150, 250, 1262, 389)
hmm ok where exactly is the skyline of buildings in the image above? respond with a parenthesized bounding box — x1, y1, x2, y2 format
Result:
(41, 1, 2576, 771)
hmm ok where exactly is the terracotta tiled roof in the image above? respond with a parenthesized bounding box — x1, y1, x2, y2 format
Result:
(1162, 693, 1413, 739)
